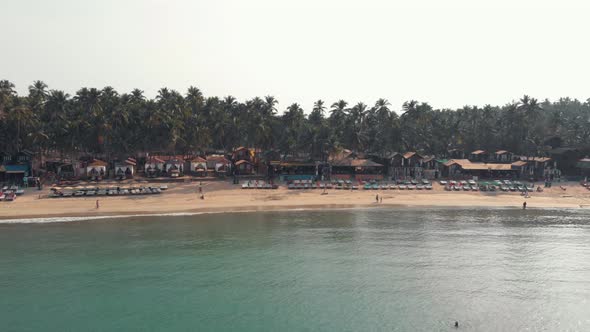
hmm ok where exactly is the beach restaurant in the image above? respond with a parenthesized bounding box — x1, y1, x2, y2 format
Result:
(277, 161, 317, 181)
(329, 149, 384, 180)
(0, 164, 30, 184)
(512, 157, 554, 179)
(443, 159, 517, 178)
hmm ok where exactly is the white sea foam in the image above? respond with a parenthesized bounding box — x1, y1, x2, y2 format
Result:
(0, 212, 207, 224)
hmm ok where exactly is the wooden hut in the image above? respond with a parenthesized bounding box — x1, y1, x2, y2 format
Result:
(390, 152, 424, 179)
(115, 158, 136, 179)
(576, 158, 590, 177)
(144, 156, 165, 178)
(86, 159, 108, 180)
(493, 150, 515, 163)
(235, 159, 254, 174)
(512, 157, 555, 180)
(329, 149, 384, 180)
(165, 159, 184, 177)
(468, 150, 488, 162)
(190, 156, 208, 176)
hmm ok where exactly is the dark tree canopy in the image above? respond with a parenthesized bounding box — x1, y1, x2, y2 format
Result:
(1, 80, 589, 159)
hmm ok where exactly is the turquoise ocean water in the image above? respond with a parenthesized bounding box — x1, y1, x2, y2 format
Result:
(1, 208, 590, 331)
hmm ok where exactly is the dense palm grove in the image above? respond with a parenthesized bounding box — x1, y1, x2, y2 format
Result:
(1, 79, 589, 160)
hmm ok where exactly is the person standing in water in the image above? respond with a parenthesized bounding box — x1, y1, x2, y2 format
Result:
(523, 201, 527, 210)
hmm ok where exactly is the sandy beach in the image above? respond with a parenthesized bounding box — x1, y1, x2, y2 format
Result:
(1, 181, 590, 220)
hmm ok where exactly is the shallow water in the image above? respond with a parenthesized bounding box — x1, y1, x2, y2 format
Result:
(1, 208, 590, 331)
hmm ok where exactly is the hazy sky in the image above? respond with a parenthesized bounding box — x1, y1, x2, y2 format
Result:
(1, 0, 589, 112)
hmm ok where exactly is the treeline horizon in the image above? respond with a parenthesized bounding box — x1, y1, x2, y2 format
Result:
(1, 79, 590, 161)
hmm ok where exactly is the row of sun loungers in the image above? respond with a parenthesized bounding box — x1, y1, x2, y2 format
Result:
(241, 181, 278, 189)
(288, 182, 359, 190)
(49, 186, 167, 198)
(440, 180, 534, 192)
(362, 183, 433, 190)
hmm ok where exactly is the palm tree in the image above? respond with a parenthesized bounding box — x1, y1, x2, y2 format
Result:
(329, 100, 348, 147)
(7, 104, 38, 152)
(348, 102, 368, 152)
(0, 80, 16, 121)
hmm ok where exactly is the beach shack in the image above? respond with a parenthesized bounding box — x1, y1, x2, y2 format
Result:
(165, 159, 184, 177)
(277, 161, 317, 182)
(576, 158, 590, 177)
(329, 149, 384, 180)
(114, 158, 136, 179)
(232, 147, 258, 174)
(0, 164, 30, 184)
(447, 149, 465, 159)
(469, 150, 489, 162)
(390, 152, 424, 179)
(190, 156, 208, 176)
(234, 160, 254, 175)
(232, 147, 255, 162)
(512, 157, 555, 180)
(493, 150, 515, 163)
(144, 156, 165, 177)
(86, 159, 107, 180)
(443, 159, 517, 179)
(421, 156, 443, 179)
(206, 155, 231, 177)
(0, 151, 34, 185)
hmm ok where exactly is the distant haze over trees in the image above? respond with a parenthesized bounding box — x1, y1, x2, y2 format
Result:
(1, 80, 589, 159)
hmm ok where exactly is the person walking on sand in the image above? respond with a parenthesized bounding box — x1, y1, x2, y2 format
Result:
(523, 201, 527, 210)
(375, 194, 379, 203)
(380, 196, 383, 203)
(96, 199, 100, 209)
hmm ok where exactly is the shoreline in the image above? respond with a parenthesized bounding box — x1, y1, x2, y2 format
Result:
(2, 181, 589, 222)
(2, 203, 587, 224)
